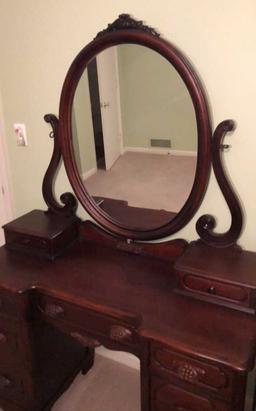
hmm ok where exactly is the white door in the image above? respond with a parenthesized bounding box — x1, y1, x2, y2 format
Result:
(96, 47, 123, 170)
(0, 117, 12, 246)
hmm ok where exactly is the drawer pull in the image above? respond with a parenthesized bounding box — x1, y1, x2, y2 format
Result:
(208, 286, 216, 295)
(70, 332, 101, 348)
(110, 325, 132, 342)
(39, 303, 65, 318)
(0, 333, 7, 344)
(0, 375, 11, 389)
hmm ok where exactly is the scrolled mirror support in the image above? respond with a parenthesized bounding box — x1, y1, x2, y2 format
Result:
(42, 113, 78, 216)
(196, 120, 243, 247)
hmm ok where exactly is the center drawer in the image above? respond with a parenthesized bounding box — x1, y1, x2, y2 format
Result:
(36, 294, 140, 351)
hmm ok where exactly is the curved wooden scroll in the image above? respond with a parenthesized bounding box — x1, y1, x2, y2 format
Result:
(196, 120, 243, 247)
(42, 113, 78, 216)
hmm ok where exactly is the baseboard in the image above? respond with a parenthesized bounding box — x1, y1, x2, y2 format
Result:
(81, 167, 97, 180)
(96, 347, 140, 370)
(124, 146, 196, 157)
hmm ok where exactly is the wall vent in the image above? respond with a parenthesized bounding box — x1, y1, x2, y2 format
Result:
(150, 138, 171, 148)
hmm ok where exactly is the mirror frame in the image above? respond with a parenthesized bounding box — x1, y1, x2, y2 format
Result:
(58, 15, 212, 240)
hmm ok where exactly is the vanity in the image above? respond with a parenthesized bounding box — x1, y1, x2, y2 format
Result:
(0, 14, 256, 411)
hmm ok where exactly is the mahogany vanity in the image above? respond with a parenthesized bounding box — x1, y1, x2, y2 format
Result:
(1, 14, 256, 411)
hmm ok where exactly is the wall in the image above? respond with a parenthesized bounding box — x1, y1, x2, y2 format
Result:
(0, 0, 255, 251)
(0, 91, 13, 244)
(118, 44, 197, 151)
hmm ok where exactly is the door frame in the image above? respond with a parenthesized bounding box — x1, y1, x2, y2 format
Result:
(0, 97, 13, 225)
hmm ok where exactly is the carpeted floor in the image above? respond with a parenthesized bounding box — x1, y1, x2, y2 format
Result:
(85, 151, 196, 213)
(52, 354, 140, 411)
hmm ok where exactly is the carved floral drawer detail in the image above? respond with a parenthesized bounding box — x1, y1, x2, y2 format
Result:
(151, 345, 232, 398)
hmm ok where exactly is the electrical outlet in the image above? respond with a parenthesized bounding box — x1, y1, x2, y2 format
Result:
(14, 123, 28, 146)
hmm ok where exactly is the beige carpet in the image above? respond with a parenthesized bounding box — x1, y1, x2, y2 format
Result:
(52, 354, 140, 411)
(85, 152, 196, 213)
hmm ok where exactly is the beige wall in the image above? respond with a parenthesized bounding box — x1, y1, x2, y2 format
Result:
(0, 1, 256, 251)
(118, 44, 197, 151)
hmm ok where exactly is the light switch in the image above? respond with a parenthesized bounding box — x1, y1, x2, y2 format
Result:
(14, 123, 28, 146)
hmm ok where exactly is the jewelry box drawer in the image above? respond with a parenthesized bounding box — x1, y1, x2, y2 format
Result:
(151, 376, 231, 411)
(151, 344, 232, 399)
(176, 273, 250, 307)
(36, 294, 140, 350)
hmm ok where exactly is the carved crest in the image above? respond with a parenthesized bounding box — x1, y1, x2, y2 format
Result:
(96, 14, 160, 39)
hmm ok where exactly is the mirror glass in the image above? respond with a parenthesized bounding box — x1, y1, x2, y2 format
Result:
(72, 44, 197, 229)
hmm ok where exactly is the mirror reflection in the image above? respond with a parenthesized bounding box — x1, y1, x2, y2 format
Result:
(72, 44, 197, 229)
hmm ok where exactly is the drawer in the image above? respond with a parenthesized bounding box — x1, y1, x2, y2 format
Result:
(0, 324, 18, 358)
(151, 344, 232, 399)
(36, 294, 140, 351)
(182, 274, 248, 303)
(152, 376, 231, 411)
(0, 289, 20, 319)
(0, 368, 25, 403)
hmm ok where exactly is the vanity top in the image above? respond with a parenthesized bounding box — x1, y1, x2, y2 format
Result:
(0, 238, 255, 373)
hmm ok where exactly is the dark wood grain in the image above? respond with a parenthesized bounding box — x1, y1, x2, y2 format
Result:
(0, 221, 256, 409)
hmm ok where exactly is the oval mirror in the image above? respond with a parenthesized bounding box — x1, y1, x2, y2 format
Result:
(59, 21, 211, 240)
(72, 44, 198, 230)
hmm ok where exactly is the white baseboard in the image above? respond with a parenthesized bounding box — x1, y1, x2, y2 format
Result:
(124, 146, 196, 157)
(81, 167, 97, 180)
(96, 347, 140, 370)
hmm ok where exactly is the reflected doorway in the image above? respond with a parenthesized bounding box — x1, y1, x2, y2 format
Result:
(87, 58, 106, 170)
(87, 47, 123, 171)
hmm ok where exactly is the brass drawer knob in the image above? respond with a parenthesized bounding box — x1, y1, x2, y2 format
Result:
(0, 375, 11, 389)
(208, 286, 216, 295)
(110, 325, 132, 342)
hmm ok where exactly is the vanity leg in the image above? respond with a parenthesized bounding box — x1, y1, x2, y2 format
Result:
(81, 347, 95, 375)
(140, 343, 150, 411)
